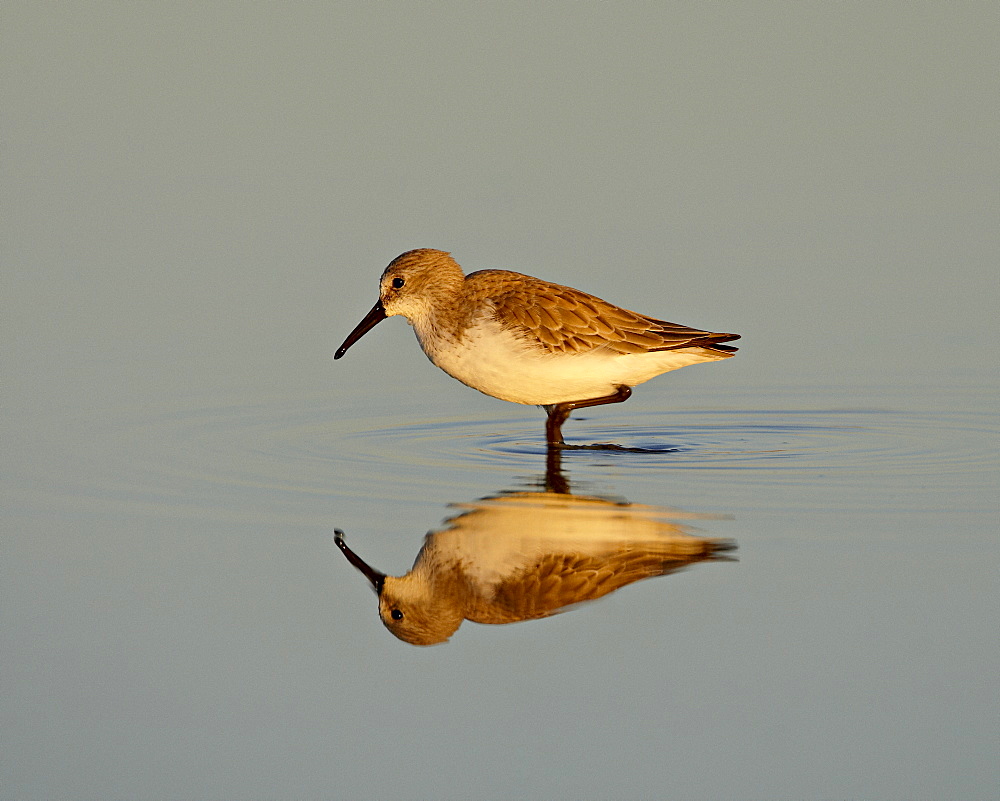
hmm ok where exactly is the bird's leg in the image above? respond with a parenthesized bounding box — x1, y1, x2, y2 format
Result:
(544, 405, 572, 446)
(544, 385, 632, 446)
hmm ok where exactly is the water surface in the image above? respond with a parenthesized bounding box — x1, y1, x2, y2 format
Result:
(4, 366, 997, 799)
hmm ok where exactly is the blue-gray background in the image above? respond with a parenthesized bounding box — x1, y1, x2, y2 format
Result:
(3, 4, 997, 799)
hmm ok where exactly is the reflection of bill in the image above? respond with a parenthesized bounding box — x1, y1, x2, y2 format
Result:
(335, 486, 735, 646)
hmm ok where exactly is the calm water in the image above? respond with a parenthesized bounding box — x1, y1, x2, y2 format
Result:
(4, 361, 997, 799)
(4, 5, 999, 798)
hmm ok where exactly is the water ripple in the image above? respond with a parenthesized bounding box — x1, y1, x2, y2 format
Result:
(336, 408, 998, 478)
(12, 395, 997, 520)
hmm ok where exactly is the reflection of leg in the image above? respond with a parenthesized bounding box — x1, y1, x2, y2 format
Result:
(544, 385, 633, 445)
(544, 446, 569, 494)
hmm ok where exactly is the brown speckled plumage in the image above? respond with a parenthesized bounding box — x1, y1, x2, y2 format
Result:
(473, 268, 739, 355)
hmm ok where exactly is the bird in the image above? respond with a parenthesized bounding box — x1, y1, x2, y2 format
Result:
(335, 249, 739, 445)
(334, 489, 735, 646)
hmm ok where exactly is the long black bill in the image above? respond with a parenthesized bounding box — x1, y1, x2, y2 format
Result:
(334, 300, 387, 359)
(334, 529, 386, 594)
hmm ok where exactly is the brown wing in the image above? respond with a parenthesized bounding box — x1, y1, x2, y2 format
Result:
(470, 542, 735, 624)
(472, 270, 739, 355)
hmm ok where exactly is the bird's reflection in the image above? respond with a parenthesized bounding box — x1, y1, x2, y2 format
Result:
(336, 450, 735, 646)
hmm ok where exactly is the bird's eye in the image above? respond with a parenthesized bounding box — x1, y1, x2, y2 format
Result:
(390, 609, 404, 620)
(392, 277, 405, 289)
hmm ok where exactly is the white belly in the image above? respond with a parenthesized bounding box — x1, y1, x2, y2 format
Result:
(415, 318, 723, 406)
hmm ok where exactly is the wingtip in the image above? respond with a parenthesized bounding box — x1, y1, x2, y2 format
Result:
(704, 332, 740, 353)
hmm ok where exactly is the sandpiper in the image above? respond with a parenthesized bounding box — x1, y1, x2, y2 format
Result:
(335, 249, 739, 445)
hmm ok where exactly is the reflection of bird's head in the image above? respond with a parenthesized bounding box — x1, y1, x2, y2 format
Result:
(378, 575, 463, 646)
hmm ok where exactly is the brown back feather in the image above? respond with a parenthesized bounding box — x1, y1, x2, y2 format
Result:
(473, 270, 740, 355)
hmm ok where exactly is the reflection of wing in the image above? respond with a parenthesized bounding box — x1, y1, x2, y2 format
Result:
(470, 269, 739, 355)
(469, 544, 733, 624)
